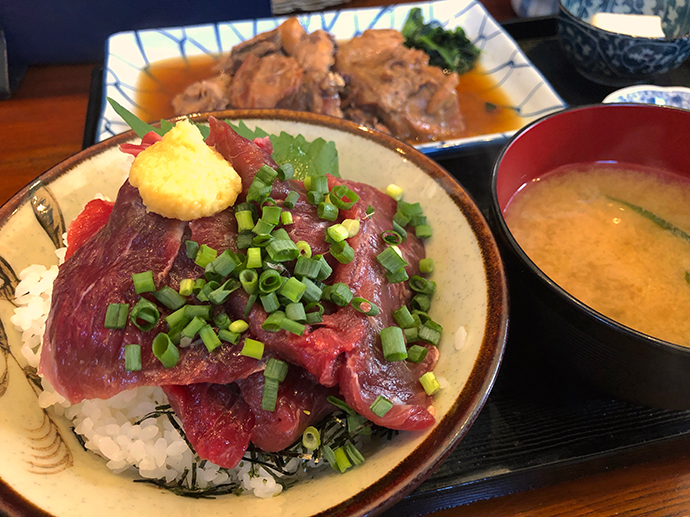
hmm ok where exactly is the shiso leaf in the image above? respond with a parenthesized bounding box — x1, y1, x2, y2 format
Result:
(108, 98, 339, 178)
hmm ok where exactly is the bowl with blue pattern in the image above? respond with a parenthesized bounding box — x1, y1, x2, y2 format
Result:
(603, 84, 690, 109)
(557, 0, 690, 85)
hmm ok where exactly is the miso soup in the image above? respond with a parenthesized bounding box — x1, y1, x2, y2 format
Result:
(505, 163, 690, 347)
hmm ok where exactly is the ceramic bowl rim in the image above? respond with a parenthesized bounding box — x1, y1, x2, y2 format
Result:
(490, 102, 690, 356)
(0, 108, 509, 517)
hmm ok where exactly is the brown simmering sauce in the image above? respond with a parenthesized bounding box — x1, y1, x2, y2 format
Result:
(133, 54, 522, 141)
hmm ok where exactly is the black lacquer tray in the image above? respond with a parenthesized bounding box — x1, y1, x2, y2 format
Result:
(83, 17, 690, 516)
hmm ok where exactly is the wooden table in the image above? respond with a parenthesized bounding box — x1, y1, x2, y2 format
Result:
(3, 1, 690, 515)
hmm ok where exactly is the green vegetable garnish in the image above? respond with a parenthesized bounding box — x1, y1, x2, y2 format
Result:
(401, 7, 481, 75)
(607, 196, 690, 244)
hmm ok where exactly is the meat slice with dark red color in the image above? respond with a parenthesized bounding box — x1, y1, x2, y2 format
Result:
(237, 368, 338, 452)
(163, 383, 254, 469)
(336, 29, 465, 142)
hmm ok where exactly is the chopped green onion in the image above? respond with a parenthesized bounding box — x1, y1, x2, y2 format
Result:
(342, 218, 360, 237)
(261, 378, 280, 411)
(252, 218, 275, 236)
(235, 210, 255, 232)
(408, 344, 428, 363)
(411, 293, 431, 312)
(261, 205, 282, 225)
(393, 306, 415, 328)
(247, 247, 262, 269)
(104, 303, 129, 329)
(329, 185, 360, 210)
(419, 371, 441, 395)
(179, 279, 194, 297)
(381, 230, 402, 246)
(277, 163, 294, 181)
(195, 244, 217, 268)
(259, 269, 282, 294)
(153, 286, 186, 310)
(240, 338, 264, 360)
(199, 324, 222, 353)
(262, 310, 285, 332)
(264, 357, 289, 382)
(219, 329, 241, 344)
(344, 442, 365, 466)
(330, 240, 354, 264)
(214, 312, 231, 330)
(294, 256, 322, 279)
(244, 293, 258, 318)
(327, 395, 356, 415)
(327, 224, 349, 243)
(193, 278, 206, 294)
(308, 175, 329, 194)
(418, 321, 443, 346)
(419, 257, 434, 274)
(351, 297, 380, 316)
(229, 319, 249, 333)
(369, 395, 393, 417)
(265, 231, 299, 262)
(296, 241, 312, 258)
(280, 211, 293, 225)
(185, 240, 199, 260)
(315, 255, 333, 281)
(208, 278, 240, 305)
(386, 268, 409, 283)
(130, 298, 160, 332)
(240, 269, 259, 294)
(132, 271, 155, 294)
(123, 344, 142, 371)
(302, 426, 321, 450)
(306, 190, 325, 205)
(211, 250, 241, 278)
(330, 283, 353, 307)
(399, 201, 423, 216)
(182, 316, 206, 338)
(317, 202, 339, 221)
(404, 326, 419, 343)
(285, 302, 307, 322)
(322, 445, 338, 470)
(415, 224, 433, 239)
(386, 183, 404, 201)
(334, 447, 352, 473)
(284, 190, 300, 209)
(280, 317, 306, 336)
(255, 164, 278, 184)
(410, 214, 427, 227)
(152, 333, 179, 368)
(301, 278, 324, 304)
(392, 220, 407, 242)
(410, 275, 437, 295)
(236, 231, 254, 250)
(184, 304, 212, 320)
(306, 311, 323, 324)
(381, 326, 407, 361)
(280, 277, 306, 303)
(166, 306, 189, 331)
(260, 292, 281, 313)
(376, 246, 408, 272)
(246, 178, 271, 203)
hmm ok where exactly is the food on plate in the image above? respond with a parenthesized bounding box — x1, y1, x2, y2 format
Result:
(25, 110, 444, 496)
(169, 11, 494, 142)
(505, 162, 690, 346)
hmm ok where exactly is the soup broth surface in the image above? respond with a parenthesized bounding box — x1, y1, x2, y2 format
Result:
(505, 163, 690, 347)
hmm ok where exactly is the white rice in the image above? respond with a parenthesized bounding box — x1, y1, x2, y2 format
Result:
(11, 254, 292, 498)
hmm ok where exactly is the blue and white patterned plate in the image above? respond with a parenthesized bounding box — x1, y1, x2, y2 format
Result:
(603, 85, 690, 110)
(98, 0, 566, 155)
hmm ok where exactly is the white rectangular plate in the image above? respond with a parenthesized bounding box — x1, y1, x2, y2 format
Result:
(98, 0, 566, 154)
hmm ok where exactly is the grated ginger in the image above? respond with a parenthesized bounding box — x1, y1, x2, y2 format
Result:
(129, 119, 242, 220)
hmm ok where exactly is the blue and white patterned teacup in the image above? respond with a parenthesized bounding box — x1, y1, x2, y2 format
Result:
(557, 0, 690, 85)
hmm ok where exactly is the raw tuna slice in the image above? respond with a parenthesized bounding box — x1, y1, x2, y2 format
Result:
(39, 182, 263, 403)
(64, 198, 114, 259)
(237, 368, 337, 452)
(163, 383, 254, 469)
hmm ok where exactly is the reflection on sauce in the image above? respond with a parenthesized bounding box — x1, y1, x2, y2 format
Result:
(134, 54, 522, 141)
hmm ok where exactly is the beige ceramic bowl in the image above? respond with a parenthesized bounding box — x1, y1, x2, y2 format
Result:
(0, 110, 508, 517)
